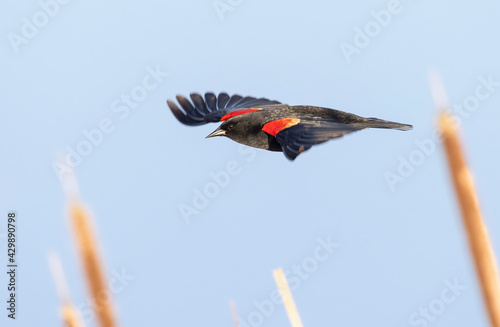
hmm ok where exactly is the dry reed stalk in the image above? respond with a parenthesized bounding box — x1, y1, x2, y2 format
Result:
(69, 202, 117, 327)
(439, 112, 500, 327)
(57, 160, 118, 326)
(48, 253, 85, 327)
(272, 268, 304, 327)
(229, 301, 240, 327)
(61, 304, 84, 327)
(430, 70, 500, 326)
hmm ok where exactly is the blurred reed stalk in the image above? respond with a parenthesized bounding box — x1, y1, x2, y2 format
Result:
(273, 268, 304, 327)
(60, 304, 84, 327)
(229, 301, 240, 327)
(58, 162, 118, 327)
(430, 71, 500, 327)
(439, 112, 500, 326)
(69, 201, 117, 327)
(48, 253, 85, 327)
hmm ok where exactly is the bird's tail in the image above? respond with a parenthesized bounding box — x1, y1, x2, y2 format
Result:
(362, 118, 413, 131)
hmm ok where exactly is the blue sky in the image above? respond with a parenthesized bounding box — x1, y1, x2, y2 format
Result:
(1, 0, 500, 326)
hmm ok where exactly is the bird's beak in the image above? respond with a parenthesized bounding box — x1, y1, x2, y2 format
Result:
(206, 128, 226, 138)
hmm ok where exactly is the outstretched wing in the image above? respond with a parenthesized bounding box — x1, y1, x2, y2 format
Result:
(167, 92, 283, 126)
(262, 118, 364, 160)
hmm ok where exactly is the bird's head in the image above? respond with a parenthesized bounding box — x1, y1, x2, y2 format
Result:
(206, 115, 263, 146)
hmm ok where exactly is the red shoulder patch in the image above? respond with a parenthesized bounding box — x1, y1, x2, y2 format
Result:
(262, 118, 301, 136)
(220, 108, 261, 121)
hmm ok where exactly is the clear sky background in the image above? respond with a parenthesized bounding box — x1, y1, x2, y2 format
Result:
(1, 0, 500, 326)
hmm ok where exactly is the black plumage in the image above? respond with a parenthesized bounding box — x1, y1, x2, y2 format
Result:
(167, 92, 412, 160)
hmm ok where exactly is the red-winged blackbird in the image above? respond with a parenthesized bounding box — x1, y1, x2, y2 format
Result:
(167, 92, 412, 160)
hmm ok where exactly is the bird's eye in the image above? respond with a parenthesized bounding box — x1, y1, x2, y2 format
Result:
(227, 124, 235, 130)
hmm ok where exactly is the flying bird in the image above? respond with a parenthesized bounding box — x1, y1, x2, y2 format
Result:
(167, 92, 412, 160)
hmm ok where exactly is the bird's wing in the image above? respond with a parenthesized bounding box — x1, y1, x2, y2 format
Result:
(167, 92, 284, 126)
(262, 118, 363, 160)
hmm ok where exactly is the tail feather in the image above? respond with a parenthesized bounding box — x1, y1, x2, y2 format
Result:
(363, 118, 413, 131)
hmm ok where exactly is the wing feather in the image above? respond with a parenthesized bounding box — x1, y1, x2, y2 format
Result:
(274, 119, 363, 160)
(217, 93, 230, 110)
(225, 95, 243, 109)
(168, 92, 283, 125)
(190, 93, 210, 116)
(204, 92, 217, 111)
